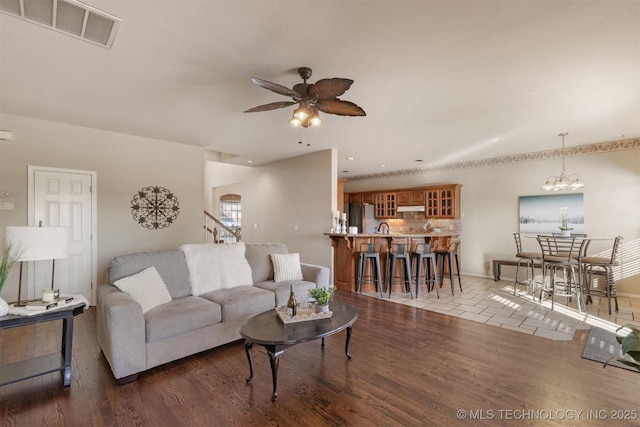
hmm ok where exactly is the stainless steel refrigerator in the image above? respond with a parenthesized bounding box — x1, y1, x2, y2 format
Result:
(348, 203, 376, 234)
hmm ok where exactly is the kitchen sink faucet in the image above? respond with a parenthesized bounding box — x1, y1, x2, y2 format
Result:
(377, 222, 390, 234)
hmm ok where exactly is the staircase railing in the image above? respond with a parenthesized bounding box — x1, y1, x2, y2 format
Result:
(204, 211, 241, 244)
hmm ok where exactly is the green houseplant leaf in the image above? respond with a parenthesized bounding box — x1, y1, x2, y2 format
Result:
(308, 287, 335, 306)
(604, 324, 640, 372)
(0, 242, 23, 294)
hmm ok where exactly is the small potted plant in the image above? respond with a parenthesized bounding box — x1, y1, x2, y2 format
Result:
(559, 207, 573, 237)
(0, 241, 23, 316)
(308, 286, 335, 313)
(604, 324, 640, 372)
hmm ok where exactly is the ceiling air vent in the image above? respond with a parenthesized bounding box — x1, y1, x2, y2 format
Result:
(0, 0, 121, 48)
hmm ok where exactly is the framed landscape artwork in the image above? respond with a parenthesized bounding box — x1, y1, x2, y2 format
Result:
(519, 193, 584, 234)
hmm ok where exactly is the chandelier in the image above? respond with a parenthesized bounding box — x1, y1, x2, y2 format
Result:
(542, 133, 585, 191)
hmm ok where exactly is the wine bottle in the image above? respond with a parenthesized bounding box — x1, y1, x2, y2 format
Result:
(287, 284, 297, 317)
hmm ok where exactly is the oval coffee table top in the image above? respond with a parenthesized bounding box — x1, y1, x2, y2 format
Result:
(240, 301, 358, 346)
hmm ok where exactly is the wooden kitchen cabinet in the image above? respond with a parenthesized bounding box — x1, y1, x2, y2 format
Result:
(349, 192, 374, 204)
(426, 184, 460, 219)
(374, 192, 396, 218)
(361, 192, 374, 204)
(397, 190, 425, 206)
(349, 184, 460, 219)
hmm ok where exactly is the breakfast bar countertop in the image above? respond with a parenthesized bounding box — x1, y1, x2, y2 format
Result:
(323, 232, 460, 238)
(325, 232, 460, 292)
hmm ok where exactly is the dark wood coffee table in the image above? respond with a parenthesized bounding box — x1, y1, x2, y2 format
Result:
(240, 301, 358, 401)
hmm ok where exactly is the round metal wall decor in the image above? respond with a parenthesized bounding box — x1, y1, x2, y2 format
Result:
(131, 186, 180, 229)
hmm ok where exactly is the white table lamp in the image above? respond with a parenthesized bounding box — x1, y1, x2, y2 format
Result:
(5, 226, 69, 306)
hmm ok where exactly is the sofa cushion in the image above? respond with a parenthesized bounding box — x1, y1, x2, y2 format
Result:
(244, 243, 289, 283)
(180, 242, 253, 296)
(254, 280, 317, 307)
(113, 266, 172, 314)
(109, 250, 191, 298)
(144, 296, 222, 343)
(271, 253, 304, 282)
(201, 286, 275, 322)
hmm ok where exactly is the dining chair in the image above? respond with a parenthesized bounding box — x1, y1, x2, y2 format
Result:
(513, 233, 542, 297)
(536, 235, 585, 312)
(580, 236, 622, 315)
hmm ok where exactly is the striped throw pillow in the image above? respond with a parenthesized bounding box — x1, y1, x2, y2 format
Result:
(113, 266, 172, 313)
(271, 253, 304, 282)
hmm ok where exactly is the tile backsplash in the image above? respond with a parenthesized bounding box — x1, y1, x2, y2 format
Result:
(373, 216, 461, 234)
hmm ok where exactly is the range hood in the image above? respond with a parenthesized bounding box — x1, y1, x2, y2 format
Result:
(397, 205, 426, 212)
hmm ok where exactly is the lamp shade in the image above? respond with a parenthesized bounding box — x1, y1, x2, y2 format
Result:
(6, 226, 69, 261)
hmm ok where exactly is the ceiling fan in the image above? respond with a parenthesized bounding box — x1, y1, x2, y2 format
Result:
(244, 67, 366, 128)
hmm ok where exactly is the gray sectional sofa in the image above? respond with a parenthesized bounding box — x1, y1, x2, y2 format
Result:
(96, 242, 329, 384)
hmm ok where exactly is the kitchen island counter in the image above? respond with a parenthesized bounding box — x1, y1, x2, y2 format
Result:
(326, 232, 460, 292)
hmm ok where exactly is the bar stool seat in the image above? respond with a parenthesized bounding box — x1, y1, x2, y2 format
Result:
(387, 243, 413, 299)
(411, 243, 439, 298)
(357, 243, 383, 297)
(435, 239, 462, 295)
(513, 232, 542, 297)
(536, 235, 585, 312)
(580, 236, 622, 315)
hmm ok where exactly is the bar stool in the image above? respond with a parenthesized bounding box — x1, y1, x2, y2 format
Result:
(387, 243, 413, 299)
(357, 243, 383, 297)
(580, 236, 622, 315)
(536, 235, 584, 312)
(435, 239, 462, 295)
(513, 233, 542, 297)
(411, 243, 439, 298)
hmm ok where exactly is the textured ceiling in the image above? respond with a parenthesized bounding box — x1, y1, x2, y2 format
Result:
(1, 0, 638, 178)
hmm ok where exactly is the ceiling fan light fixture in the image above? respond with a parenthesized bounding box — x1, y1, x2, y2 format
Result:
(245, 67, 366, 128)
(309, 111, 322, 127)
(289, 116, 302, 127)
(293, 105, 309, 121)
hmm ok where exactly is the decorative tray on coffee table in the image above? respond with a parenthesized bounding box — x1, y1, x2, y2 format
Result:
(275, 305, 333, 324)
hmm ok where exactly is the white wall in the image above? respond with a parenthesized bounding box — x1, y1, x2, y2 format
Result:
(240, 149, 335, 269)
(0, 114, 204, 301)
(345, 148, 640, 295)
(204, 160, 251, 212)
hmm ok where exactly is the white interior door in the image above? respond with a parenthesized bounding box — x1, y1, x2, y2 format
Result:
(29, 166, 96, 304)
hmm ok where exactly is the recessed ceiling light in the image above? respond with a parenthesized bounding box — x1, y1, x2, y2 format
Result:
(379, 164, 386, 168)
(246, 160, 254, 163)
(346, 157, 355, 160)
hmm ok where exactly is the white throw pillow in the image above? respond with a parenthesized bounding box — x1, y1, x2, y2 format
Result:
(113, 266, 172, 313)
(271, 253, 304, 282)
(180, 242, 253, 295)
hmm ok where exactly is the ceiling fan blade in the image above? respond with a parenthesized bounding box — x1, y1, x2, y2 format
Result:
(250, 77, 302, 99)
(244, 101, 297, 113)
(316, 100, 366, 116)
(308, 78, 354, 100)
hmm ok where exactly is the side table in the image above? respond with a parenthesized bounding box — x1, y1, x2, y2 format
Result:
(0, 302, 85, 387)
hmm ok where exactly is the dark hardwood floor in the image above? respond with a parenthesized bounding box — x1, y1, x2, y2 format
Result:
(1, 290, 638, 426)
